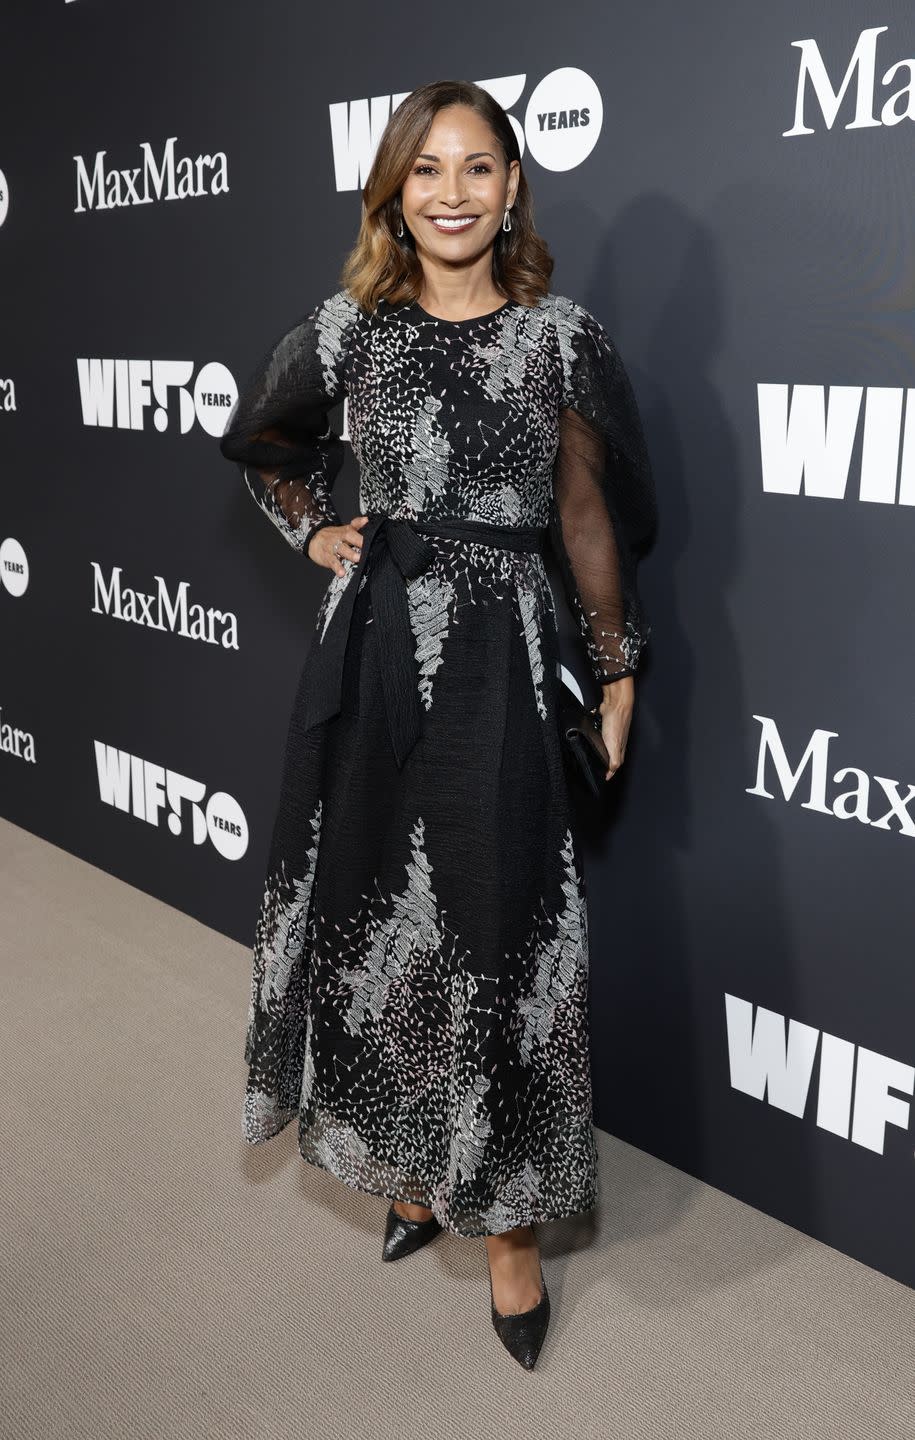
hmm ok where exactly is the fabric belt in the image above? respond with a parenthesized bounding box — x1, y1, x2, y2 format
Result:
(298, 513, 547, 769)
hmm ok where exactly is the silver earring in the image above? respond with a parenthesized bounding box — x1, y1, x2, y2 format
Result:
(396, 215, 404, 238)
(502, 207, 512, 232)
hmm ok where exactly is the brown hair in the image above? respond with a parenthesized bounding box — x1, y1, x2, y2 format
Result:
(339, 80, 554, 314)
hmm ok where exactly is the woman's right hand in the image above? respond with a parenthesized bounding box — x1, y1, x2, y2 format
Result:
(307, 515, 370, 577)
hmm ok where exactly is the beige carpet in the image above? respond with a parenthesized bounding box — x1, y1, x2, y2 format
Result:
(1, 814, 912, 1440)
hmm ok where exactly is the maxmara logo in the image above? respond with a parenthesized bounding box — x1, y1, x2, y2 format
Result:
(784, 25, 915, 137)
(0, 705, 35, 764)
(0, 537, 29, 597)
(726, 994, 914, 1157)
(747, 716, 915, 840)
(77, 358, 237, 438)
(0, 376, 16, 411)
(74, 136, 229, 212)
(91, 563, 239, 649)
(330, 67, 602, 191)
(758, 384, 915, 504)
(0, 167, 8, 227)
(94, 742, 248, 861)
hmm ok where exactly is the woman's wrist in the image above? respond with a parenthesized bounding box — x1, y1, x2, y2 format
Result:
(600, 673, 635, 707)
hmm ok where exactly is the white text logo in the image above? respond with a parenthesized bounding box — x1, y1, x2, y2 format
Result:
(747, 715, 915, 840)
(0, 705, 35, 764)
(330, 67, 602, 190)
(77, 359, 236, 437)
(93, 742, 248, 860)
(784, 26, 915, 137)
(726, 993, 914, 1156)
(0, 377, 16, 412)
(74, 137, 229, 212)
(758, 383, 915, 504)
(91, 564, 239, 649)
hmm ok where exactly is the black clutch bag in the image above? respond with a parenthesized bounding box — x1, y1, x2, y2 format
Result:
(558, 685, 610, 797)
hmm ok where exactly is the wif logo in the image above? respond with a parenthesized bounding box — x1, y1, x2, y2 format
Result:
(94, 742, 248, 861)
(330, 67, 602, 190)
(784, 25, 915, 137)
(757, 384, 915, 504)
(726, 994, 914, 1157)
(74, 137, 229, 212)
(77, 359, 237, 437)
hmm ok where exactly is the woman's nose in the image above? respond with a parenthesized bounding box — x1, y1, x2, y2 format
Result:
(438, 174, 468, 206)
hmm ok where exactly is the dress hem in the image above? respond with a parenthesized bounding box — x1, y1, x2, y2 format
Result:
(294, 1139, 600, 1239)
(241, 1099, 599, 1239)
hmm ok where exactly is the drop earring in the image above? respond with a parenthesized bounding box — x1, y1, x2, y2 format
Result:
(502, 207, 512, 232)
(396, 215, 404, 238)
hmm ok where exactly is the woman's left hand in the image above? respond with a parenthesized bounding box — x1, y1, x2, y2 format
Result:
(598, 676, 635, 781)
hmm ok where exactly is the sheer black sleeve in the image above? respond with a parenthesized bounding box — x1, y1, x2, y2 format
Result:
(218, 292, 359, 554)
(548, 300, 657, 685)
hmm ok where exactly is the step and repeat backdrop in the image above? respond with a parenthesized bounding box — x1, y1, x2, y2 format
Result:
(2, 2, 913, 1287)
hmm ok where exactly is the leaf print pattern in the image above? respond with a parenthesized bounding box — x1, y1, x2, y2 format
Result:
(259, 801, 323, 1007)
(338, 816, 442, 1037)
(406, 571, 456, 710)
(447, 1072, 493, 1189)
(516, 828, 589, 1079)
(241, 798, 324, 1145)
(403, 393, 450, 512)
(517, 575, 548, 720)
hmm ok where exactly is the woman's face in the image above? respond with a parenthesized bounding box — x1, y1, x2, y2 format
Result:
(400, 104, 520, 269)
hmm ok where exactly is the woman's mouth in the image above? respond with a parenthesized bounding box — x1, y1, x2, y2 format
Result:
(426, 215, 480, 233)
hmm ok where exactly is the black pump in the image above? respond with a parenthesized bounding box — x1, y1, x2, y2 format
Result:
(381, 1201, 442, 1261)
(488, 1259, 550, 1369)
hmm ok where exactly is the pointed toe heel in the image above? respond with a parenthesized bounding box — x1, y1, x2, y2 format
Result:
(489, 1259, 550, 1369)
(381, 1201, 442, 1261)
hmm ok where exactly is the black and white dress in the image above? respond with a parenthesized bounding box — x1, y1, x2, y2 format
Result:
(218, 289, 655, 1237)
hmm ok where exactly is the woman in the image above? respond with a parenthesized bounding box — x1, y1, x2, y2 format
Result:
(218, 79, 655, 1368)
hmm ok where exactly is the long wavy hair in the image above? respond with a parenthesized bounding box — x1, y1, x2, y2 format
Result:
(339, 80, 554, 314)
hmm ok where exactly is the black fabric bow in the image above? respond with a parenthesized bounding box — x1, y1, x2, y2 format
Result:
(298, 513, 544, 769)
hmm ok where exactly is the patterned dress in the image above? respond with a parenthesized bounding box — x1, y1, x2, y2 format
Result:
(218, 289, 655, 1237)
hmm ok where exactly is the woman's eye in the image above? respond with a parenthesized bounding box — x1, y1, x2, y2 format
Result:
(412, 164, 493, 176)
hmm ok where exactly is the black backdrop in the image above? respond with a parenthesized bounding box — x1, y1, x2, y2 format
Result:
(2, 1, 914, 1288)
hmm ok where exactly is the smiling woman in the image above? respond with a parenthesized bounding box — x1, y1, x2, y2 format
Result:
(339, 82, 551, 323)
(397, 117, 520, 319)
(219, 78, 656, 1369)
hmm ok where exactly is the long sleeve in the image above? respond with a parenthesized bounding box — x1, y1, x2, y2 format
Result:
(218, 291, 359, 554)
(549, 300, 657, 685)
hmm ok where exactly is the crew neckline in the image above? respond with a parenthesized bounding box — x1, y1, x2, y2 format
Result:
(409, 297, 514, 326)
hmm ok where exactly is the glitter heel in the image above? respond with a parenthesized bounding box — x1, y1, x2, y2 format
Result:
(381, 1201, 442, 1261)
(488, 1257, 550, 1369)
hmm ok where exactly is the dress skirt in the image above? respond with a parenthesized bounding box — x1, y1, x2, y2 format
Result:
(241, 530, 601, 1239)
